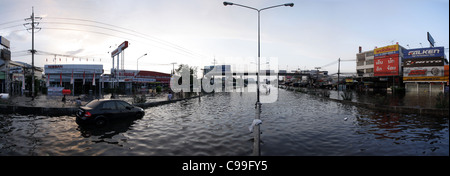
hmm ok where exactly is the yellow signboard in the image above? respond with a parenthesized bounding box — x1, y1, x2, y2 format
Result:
(403, 76, 449, 82)
(374, 44, 399, 55)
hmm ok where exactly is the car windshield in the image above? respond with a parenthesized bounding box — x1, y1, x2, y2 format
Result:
(85, 100, 102, 108)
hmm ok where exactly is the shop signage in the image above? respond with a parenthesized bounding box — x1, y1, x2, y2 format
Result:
(403, 76, 448, 82)
(46, 65, 63, 69)
(374, 53, 399, 76)
(0, 36, 10, 48)
(403, 58, 444, 67)
(374, 44, 399, 57)
(403, 47, 444, 59)
(403, 67, 444, 77)
(111, 41, 129, 57)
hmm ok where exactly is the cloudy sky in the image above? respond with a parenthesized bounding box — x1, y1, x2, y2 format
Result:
(1, 0, 449, 75)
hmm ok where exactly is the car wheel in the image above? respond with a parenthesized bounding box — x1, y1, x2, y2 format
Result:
(95, 117, 107, 127)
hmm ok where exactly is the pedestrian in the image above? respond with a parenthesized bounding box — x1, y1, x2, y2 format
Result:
(62, 95, 66, 103)
(168, 92, 173, 100)
(75, 97, 82, 107)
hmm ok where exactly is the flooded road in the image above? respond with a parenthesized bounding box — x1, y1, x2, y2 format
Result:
(0, 89, 448, 156)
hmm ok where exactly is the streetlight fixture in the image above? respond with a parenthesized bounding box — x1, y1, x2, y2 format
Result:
(223, 1, 294, 107)
(136, 53, 148, 72)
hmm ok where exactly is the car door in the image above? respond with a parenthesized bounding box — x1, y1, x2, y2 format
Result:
(100, 101, 119, 119)
(116, 101, 134, 118)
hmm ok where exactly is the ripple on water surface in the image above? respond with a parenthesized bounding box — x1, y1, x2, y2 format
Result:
(0, 90, 448, 156)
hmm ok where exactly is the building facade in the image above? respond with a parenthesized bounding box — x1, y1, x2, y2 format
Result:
(402, 47, 449, 93)
(44, 64, 103, 95)
(356, 44, 449, 93)
(105, 69, 171, 93)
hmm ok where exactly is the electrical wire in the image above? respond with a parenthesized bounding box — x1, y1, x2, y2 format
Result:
(1, 17, 212, 62)
(43, 17, 211, 60)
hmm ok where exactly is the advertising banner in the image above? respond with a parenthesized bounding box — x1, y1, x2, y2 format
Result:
(403, 47, 444, 59)
(403, 76, 448, 82)
(403, 66, 444, 77)
(445, 65, 449, 77)
(374, 53, 399, 76)
(403, 58, 444, 67)
(374, 44, 399, 57)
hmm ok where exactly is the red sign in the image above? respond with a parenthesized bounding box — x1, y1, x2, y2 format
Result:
(111, 41, 129, 57)
(48, 65, 63, 69)
(408, 69, 427, 76)
(374, 53, 399, 76)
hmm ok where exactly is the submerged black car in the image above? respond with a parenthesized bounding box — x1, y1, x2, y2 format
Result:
(76, 99, 145, 126)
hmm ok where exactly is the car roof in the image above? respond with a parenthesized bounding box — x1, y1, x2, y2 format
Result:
(86, 99, 128, 104)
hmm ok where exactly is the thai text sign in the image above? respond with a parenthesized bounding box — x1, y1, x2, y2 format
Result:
(374, 53, 399, 76)
(374, 44, 399, 57)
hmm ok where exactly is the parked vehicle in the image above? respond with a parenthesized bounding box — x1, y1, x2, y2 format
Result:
(76, 99, 145, 127)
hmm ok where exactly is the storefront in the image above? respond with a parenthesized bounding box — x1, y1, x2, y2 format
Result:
(373, 44, 405, 91)
(402, 47, 448, 93)
(44, 64, 103, 95)
(105, 69, 171, 93)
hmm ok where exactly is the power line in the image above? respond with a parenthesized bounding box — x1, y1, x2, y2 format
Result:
(1, 16, 213, 62)
(43, 17, 211, 60)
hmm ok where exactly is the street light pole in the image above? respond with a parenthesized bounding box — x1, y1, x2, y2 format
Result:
(223, 2, 294, 107)
(136, 53, 148, 72)
(223, 1, 293, 156)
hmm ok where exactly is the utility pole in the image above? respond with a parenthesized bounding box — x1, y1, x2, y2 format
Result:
(337, 58, 341, 93)
(24, 7, 41, 99)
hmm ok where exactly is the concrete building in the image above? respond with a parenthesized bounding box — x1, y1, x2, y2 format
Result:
(1, 60, 44, 95)
(44, 64, 103, 95)
(356, 44, 407, 91)
(402, 47, 449, 93)
(356, 46, 374, 78)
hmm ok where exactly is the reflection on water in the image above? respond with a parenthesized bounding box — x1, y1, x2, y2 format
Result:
(0, 89, 448, 156)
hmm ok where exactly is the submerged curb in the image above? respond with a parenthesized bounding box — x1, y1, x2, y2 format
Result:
(282, 87, 449, 117)
(0, 95, 201, 117)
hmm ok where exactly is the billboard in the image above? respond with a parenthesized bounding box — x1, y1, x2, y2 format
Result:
(403, 76, 448, 82)
(403, 47, 444, 59)
(0, 36, 10, 48)
(403, 67, 444, 77)
(374, 53, 399, 76)
(427, 32, 435, 47)
(403, 58, 444, 67)
(374, 44, 399, 56)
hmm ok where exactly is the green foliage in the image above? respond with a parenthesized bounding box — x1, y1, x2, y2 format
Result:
(156, 86, 162, 93)
(435, 92, 449, 109)
(133, 94, 146, 104)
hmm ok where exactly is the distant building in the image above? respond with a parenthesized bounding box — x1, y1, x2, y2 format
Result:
(356, 44, 449, 93)
(44, 64, 102, 95)
(1, 60, 43, 94)
(356, 44, 407, 91)
(106, 69, 171, 93)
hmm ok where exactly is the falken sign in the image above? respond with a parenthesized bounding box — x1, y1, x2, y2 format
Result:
(403, 47, 444, 59)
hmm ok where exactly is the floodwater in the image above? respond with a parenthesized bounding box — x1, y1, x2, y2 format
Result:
(0, 89, 448, 156)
